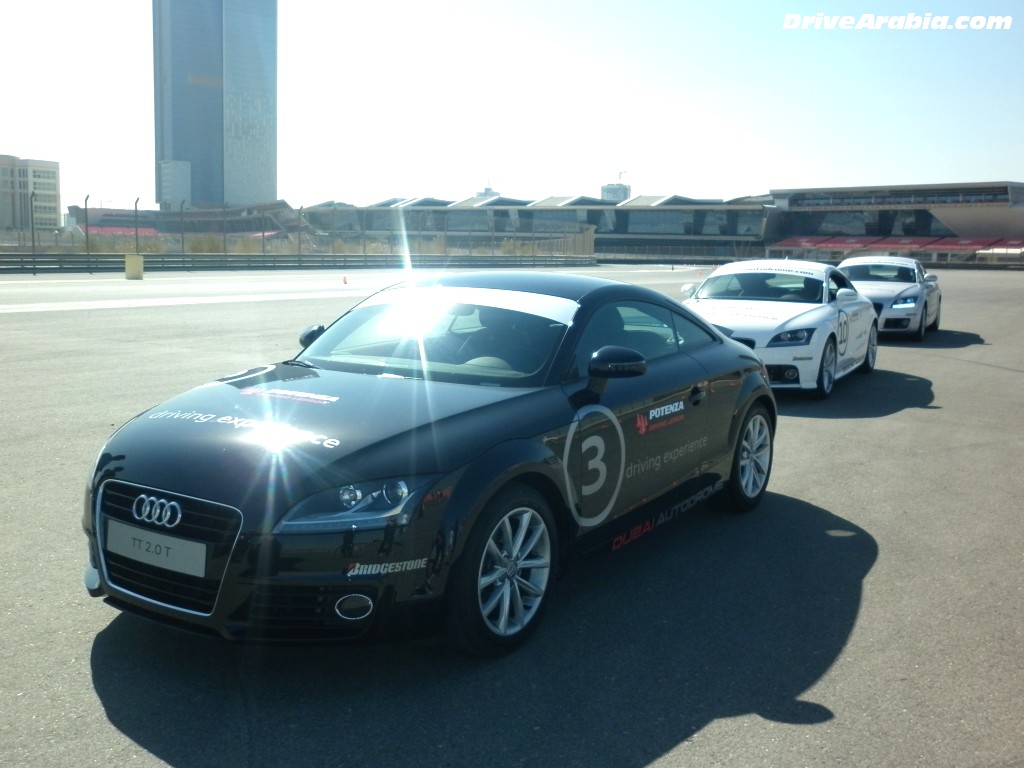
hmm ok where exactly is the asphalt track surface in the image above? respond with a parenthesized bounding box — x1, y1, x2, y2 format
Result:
(2, 265, 1022, 768)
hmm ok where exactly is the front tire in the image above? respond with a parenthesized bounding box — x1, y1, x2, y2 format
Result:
(858, 323, 878, 374)
(716, 403, 773, 512)
(911, 305, 927, 341)
(446, 483, 557, 656)
(927, 301, 941, 331)
(814, 337, 837, 399)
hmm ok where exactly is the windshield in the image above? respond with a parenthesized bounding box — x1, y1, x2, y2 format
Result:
(842, 263, 917, 283)
(297, 285, 576, 387)
(696, 272, 824, 303)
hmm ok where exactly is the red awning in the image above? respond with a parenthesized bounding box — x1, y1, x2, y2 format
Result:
(769, 236, 831, 248)
(818, 236, 884, 250)
(867, 237, 941, 250)
(987, 238, 1024, 250)
(929, 237, 1001, 251)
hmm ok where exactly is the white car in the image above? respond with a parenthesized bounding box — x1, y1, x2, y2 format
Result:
(838, 255, 941, 341)
(682, 259, 878, 399)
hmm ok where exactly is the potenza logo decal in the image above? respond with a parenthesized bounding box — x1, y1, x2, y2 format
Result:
(636, 400, 685, 435)
(346, 559, 428, 576)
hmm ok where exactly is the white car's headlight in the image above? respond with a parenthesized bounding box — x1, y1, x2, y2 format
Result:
(767, 328, 815, 346)
(276, 476, 439, 532)
(891, 294, 918, 309)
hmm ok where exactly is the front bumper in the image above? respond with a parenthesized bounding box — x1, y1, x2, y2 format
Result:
(84, 479, 448, 642)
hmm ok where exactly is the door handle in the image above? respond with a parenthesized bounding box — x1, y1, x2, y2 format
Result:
(688, 385, 706, 404)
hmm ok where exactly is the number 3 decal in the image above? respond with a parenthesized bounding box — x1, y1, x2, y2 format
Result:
(563, 404, 625, 528)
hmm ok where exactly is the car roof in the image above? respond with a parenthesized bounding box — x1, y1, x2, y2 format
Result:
(839, 255, 918, 268)
(413, 270, 641, 302)
(708, 259, 832, 278)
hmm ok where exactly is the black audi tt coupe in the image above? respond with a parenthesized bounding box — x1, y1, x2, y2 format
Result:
(83, 271, 776, 655)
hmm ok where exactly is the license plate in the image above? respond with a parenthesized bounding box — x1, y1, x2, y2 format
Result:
(105, 518, 208, 577)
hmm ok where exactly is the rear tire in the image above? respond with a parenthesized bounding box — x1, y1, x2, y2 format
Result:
(446, 483, 557, 656)
(716, 403, 773, 512)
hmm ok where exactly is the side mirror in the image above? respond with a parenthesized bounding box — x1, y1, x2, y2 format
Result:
(925, 274, 938, 284)
(587, 346, 646, 395)
(835, 288, 860, 303)
(298, 324, 326, 348)
(680, 283, 697, 299)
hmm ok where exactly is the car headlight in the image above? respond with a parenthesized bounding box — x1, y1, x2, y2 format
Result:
(767, 328, 815, 346)
(891, 294, 918, 309)
(276, 476, 438, 533)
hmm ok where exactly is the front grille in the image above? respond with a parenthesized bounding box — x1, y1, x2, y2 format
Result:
(98, 480, 242, 615)
(733, 337, 756, 350)
(873, 302, 884, 317)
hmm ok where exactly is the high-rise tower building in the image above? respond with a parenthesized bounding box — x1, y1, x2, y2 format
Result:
(0, 155, 61, 232)
(153, 0, 277, 208)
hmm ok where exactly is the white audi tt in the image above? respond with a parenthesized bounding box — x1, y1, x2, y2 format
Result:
(682, 259, 878, 399)
(838, 255, 941, 341)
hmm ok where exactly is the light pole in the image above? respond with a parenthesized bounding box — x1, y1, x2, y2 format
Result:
(134, 197, 140, 254)
(30, 191, 36, 256)
(84, 195, 90, 255)
(179, 199, 185, 255)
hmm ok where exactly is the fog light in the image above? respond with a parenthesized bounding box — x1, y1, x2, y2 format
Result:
(784, 368, 798, 380)
(335, 593, 374, 621)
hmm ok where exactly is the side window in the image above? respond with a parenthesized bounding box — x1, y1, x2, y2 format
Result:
(670, 310, 716, 351)
(617, 302, 680, 360)
(827, 274, 849, 301)
(566, 301, 679, 380)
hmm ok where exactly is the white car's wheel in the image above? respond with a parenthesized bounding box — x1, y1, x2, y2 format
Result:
(911, 305, 927, 342)
(858, 323, 878, 374)
(927, 301, 941, 332)
(814, 337, 837, 399)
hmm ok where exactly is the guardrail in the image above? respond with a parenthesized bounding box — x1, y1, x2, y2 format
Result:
(0, 251, 598, 275)
(2, 250, 1020, 275)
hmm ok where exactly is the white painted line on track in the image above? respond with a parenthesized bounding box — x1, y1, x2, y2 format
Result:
(0, 288, 374, 314)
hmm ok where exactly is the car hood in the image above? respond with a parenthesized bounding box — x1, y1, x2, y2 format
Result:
(849, 281, 917, 300)
(683, 299, 820, 334)
(94, 363, 567, 512)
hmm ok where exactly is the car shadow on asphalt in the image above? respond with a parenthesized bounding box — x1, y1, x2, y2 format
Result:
(90, 494, 877, 768)
(775, 368, 936, 419)
(882, 328, 986, 350)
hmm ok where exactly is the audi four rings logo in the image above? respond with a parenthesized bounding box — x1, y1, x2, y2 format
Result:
(132, 495, 183, 528)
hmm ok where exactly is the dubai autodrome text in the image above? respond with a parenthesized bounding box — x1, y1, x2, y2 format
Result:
(147, 409, 341, 448)
(612, 479, 725, 551)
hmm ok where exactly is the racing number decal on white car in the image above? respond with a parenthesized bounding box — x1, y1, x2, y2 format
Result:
(563, 405, 625, 528)
(836, 310, 850, 356)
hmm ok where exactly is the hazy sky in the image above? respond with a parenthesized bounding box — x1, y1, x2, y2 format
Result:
(3, 0, 1021, 209)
